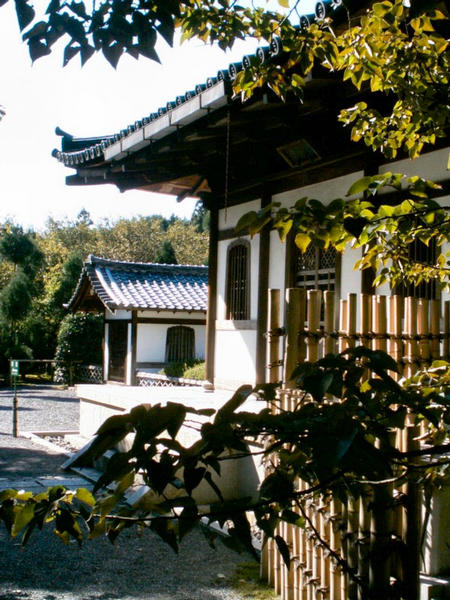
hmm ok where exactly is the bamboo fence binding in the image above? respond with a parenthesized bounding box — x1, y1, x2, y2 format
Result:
(262, 289, 450, 600)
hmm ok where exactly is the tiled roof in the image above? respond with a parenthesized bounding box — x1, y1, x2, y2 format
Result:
(52, 1, 346, 168)
(66, 255, 208, 313)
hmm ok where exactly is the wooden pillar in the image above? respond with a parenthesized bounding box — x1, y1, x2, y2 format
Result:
(103, 321, 110, 382)
(130, 310, 137, 386)
(256, 191, 271, 384)
(125, 321, 133, 385)
(205, 204, 218, 385)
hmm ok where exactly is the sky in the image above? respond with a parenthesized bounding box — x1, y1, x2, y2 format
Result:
(0, 0, 316, 232)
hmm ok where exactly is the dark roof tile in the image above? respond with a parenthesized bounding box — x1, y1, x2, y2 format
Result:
(66, 255, 208, 313)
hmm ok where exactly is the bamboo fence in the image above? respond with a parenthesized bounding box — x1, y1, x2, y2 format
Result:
(262, 289, 450, 600)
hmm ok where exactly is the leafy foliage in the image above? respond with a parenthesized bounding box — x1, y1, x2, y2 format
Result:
(236, 172, 449, 291)
(54, 312, 103, 380)
(0, 350, 448, 598)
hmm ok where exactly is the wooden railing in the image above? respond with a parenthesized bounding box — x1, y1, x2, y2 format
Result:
(262, 289, 450, 600)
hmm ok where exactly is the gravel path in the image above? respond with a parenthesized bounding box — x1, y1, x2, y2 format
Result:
(0, 384, 256, 600)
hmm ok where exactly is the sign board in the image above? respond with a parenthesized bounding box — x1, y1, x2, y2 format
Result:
(10, 360, 19, 376)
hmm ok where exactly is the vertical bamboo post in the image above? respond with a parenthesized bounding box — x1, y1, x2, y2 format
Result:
(324, 291, 336, 356)
(372, 295, 387, 353)
(360, 293, 371, 350)
(404, 297, 420, 600)
(284, 288, 305, 390)
(417, 298, 429, 367)
(388, 295, 403, 379)
(283, 289, 307, 600)
(268, 289, 282, 388)
(430, 300, 440, 361)
(404, 297, 418, 379)
(339, 299, 348, 353)
(264, 289, 282, 590)
(347, 294, 357, 349)
(444, 301, 450, 359)
(307, 290, 322, 362)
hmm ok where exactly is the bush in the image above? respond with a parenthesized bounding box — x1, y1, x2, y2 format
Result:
(54, 313, 103, 383)
(161, 360, 205, 380)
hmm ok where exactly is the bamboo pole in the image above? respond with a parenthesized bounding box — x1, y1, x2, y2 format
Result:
(417, 298, 429, 366)
(372, 295, 387, 353)
(307, 290, 321, 362)
(360, 293, 371, 350)
(388, 295, 403, 379)
(404, 297, 420, 600)
(268, 289, 282, 388)
(348, 293, 357, 349)
(444, 301, 450, 359)
(264, 289, 282, 590)
(339, 299, 348, 353)
(324, 291, 336, 356)
(284, 288, 305, 389)
(430, 299, 440, 361)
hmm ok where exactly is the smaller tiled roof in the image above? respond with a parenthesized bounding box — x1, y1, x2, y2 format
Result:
(66, 255, 208, 313)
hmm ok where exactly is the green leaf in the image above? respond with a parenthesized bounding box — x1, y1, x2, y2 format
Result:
(75, 488, 95, 507)
(294, 233, 310, 254)
(12, 503, 35, 537)
(346, 176, 373, 197)
(275, 535, 291, 568)
(15, 0, 35, 31)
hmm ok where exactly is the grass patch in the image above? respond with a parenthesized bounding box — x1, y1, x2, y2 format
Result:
(230, 561, 278, 599)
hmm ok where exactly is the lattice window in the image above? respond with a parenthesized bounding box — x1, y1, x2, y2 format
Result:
(296, 245, 338, 293)
(165, 326, 195, 363)
(394, 238, 438, 300)
(226, 241, 250, 320)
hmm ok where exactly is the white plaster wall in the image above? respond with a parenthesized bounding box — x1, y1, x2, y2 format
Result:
(218, 199, 261, 230)
(136, 323, 206, 363)
(105, 308, 130, 320)
(379, 147, 448, 181)
(214, 328, 257, 389)
(273, 171, 365, 209)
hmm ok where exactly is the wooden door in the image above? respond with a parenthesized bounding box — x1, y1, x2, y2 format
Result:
(108, 321, 128, 382)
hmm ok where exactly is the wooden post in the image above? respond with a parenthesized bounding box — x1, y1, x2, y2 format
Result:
(205, 205, 218, 385)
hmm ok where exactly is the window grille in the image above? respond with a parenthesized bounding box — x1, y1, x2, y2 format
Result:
(394, 238, 438, 300)
(295, 245, 338, 293)
(226, 241, 250, 320)
(165, 326, 195, 363)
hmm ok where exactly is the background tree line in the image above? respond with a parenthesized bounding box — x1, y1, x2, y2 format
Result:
(0, 207, 209, 379)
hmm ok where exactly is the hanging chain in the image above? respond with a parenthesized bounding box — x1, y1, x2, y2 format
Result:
(224, 109, 231, 223)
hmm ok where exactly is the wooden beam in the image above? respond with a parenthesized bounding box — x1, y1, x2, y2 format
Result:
(206, 205, 218, 385)
(136, 317, 206, 325)
(256, 191, 272, 384)
(131, 310, 137, 386)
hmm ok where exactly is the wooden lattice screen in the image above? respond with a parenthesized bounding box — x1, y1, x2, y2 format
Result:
(263, 289, 450, 600)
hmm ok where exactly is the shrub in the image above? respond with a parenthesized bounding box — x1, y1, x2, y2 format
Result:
(161, 360, 205, 380)
(54, 313, 103, 383)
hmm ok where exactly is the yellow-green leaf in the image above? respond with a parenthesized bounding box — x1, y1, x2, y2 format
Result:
(294, 233, 310, 253)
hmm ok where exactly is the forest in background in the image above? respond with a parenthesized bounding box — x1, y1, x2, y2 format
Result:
(0, 205, 209, 378)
